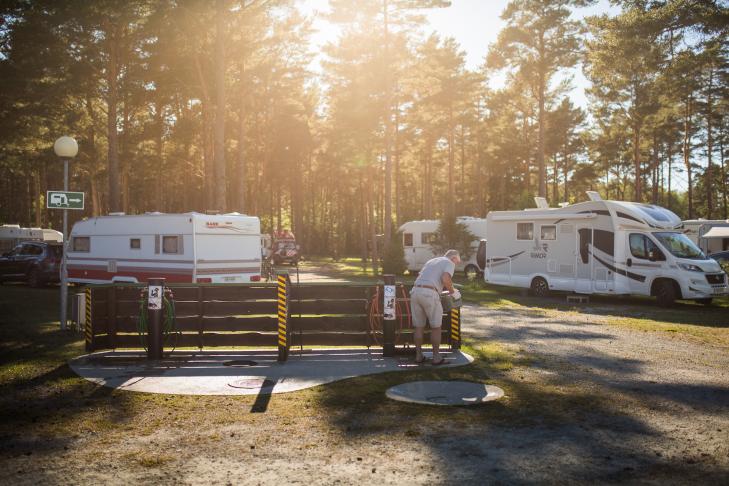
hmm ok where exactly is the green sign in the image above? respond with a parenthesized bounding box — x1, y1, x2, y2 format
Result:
(47, 191, 84, 210)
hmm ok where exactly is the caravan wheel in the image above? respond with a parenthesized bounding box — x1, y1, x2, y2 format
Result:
(464, 264, 479, 280)
(530, 277, 550, 298)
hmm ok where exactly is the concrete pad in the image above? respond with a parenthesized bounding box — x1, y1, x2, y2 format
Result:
(386, 381, 504, 406)
(69, 349, 473, 396)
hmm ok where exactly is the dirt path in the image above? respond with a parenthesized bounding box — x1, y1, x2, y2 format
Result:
(457, 302, 729, 482)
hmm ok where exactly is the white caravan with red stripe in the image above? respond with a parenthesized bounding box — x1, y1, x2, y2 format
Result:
(67, 212, 262, 284)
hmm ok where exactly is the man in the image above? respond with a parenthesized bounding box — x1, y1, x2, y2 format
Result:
(410, 249, 461, 365)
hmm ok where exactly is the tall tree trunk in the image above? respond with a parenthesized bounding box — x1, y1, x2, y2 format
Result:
(155, 101, 165, 211)
(537, 33, 546, 198)
(447, 108, 455, 217)
(382, 0, 392, 245)
(552, 156, 558, 204)
(652, 132, 659, 204)
(720, 120, 727, 219)
(633, 121, 642, 202)
(213, 0, 227, 212)
(424, 141, 433, 219)
(684, 95, 693, 218)
(706, 66, 714, 219)
(237, 80, 246, 212)
(394, 102, 401, 225)
(106, 22, 121, 213)
(33, 169, 41, 227)
(667, 142, 672, 210)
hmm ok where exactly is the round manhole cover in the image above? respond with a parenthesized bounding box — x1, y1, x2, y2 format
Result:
(386, 381, 504, 406)
(223, 360, 258, 367)
(228, 378, 275, 389)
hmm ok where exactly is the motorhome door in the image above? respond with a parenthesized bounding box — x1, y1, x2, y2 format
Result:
(576, 226, 593, 293)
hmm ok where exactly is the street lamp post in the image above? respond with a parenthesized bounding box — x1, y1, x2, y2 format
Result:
(54, 136, 78, 331)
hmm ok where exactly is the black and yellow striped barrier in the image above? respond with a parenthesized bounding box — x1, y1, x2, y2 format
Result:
(277, 273, 290, 361)
(85, 287, 93, 351)
(450, 307, 461, 350)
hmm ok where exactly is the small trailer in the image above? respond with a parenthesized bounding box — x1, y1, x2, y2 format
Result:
(0, 224, 63, 253)
(399, 217, 488, 278)
(484, 192, 728, 306)
(67, 212, 262, 284)
(682, 219, 729, 254)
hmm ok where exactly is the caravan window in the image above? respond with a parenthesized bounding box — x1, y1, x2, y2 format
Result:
(162, 235, 182, 254)
(517, 223, 533, 240)
(540, 225, 556, 240)
(130, 238, 141, 249)
(72, 237, 90, 252)
(422, 232, 437, 245)
(403, 233, 413, 247)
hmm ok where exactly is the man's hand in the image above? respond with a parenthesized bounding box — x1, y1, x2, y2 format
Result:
(451, 289, 461, 300)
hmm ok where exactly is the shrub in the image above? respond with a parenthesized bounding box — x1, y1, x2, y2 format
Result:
(382, 231, 407, 275)
(432, 214, 476, 260)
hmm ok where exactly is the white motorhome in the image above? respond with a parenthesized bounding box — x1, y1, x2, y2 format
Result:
(67, 212, 262, 284)
(484, 192, 728, 306)
(399, 217, 488, 278)
(0, 224, 63, 253)
(682, 219, 729, 255)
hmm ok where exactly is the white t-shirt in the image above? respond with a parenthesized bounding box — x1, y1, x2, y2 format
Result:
(414, 256, 455, 292)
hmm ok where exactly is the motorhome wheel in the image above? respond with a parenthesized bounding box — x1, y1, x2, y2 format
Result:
(655, 280, 677, 307)
(530, 277, 549, 298)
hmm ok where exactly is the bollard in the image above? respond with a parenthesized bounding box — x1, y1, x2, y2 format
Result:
(277, 272, 290, 362)
(382, 274, 395, 357)
(147, 278, 165, 360)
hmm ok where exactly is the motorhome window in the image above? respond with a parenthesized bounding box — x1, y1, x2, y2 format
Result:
(629, 234, 665, 261)
(637, 204, 672, 222)
(540, 225, 556, 240)
(517, 223, 533, 240)
(654, 232, 705, 260)
(162, 236, 179, 254)
(72, 237, 90, 252)
(403, 233, 413, 247)
(421, 232, 436, 245)
(130, 238, 141, 249)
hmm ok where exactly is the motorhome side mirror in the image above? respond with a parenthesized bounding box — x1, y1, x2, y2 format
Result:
(648, 251, 656, 262)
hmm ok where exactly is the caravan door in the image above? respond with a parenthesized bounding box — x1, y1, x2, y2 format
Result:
(576, 226, 593, 293)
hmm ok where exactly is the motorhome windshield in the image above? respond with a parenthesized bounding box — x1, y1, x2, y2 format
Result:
(653, 232, 705, 260)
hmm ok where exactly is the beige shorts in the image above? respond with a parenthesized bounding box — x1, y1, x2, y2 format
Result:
(410, 288, 443, 328)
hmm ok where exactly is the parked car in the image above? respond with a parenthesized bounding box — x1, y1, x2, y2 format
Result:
(0, 241, 63, 287)
(709, 251, 729, 275)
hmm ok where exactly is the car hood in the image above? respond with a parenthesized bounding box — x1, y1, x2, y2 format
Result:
(679, 259, 723, 273)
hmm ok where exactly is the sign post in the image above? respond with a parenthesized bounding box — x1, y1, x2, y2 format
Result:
(53, 136, 79, 331)
(47, 191, 84, 210)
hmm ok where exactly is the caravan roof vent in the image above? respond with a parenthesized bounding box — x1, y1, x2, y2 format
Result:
(534, 197, 549, 209)
(144, 212, 163, 216)
(558, 202, 569, 208)
(586, 191, 602, 202)
(108, 212, 126, 216)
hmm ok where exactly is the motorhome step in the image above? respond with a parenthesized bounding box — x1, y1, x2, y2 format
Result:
(566, 295, 589, 304)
